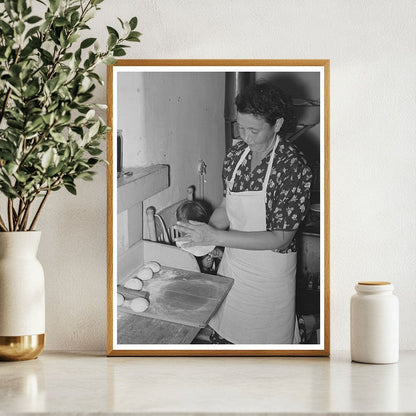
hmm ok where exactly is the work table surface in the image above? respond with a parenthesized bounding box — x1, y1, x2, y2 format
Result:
(1, 351, 415, 415)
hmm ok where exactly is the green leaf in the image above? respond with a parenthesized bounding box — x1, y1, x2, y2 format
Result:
(59, 29, 67, 47)
(23, 83, 39, 98)
(49, 0, 60, 13)
(14, 171, 28, 183)
(0, 20, 13, 35)
(25, 117, 44, 134)
(76, 160, 90, 169)
(82, 9, 95, 23)
(22, 4, 32, 17)
(5, 162, 18, 176)
(54, 17, 69, 27)
(40, 49, 54, 63)
(24, 25, 39, 39)
(0, 141, 14, 152)
(129, 16, 138, 30)
(106, 26, 119, 39)
(103, 56, 117, 65)
(26, 15, 42, 24)
(88, 120, 100, 138)
(80, 37, 96, 49)
(7, 119, 24, 129)
(68, 33, 80, 44)
(70, 11, 80, 26)
(86, 109, 95, 120)
(128, 30, 141, 39)
(45, 164, 62, 177)
(50, 131, 67, 143)
(48, 76, 60, 92)
(17, 0, 26, 13)
(64, 183, 77, 195)
(74, 148, 84, 160)
(75, 93, 93, 104)
(126, 33, 141, 42)
(87, 147, 102, 156)
(42, 112, 55, 125)
(63, 146, 70, 160)
(113, 47, 126, 57)
(117, 17, 125, 29)
(87, 158, 100, 166)
(16, 21, 25, 35)
(41, 148, 54, 169)
(0, 183, 18, 198)
(4, 1, 16, 19)
(107, 33, 117, 49)
(77, 171, 95, 181)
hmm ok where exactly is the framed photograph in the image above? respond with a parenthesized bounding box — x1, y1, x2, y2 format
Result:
(107, 60, 330, 356)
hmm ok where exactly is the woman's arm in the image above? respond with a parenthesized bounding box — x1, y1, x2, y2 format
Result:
(174, 221, 296, 251)
(217, 228, 296, 251)
(208, 197, 230, 230)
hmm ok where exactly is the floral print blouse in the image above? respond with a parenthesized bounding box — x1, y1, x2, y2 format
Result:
(223, 140, 312, 253)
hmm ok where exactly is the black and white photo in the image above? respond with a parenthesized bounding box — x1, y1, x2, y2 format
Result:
(107, 60, 329, 356)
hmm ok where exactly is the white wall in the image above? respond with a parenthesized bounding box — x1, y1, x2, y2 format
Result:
(36, 0, 416, 351)
(141, 72, 225, 222)
(117, 72, 147, 168)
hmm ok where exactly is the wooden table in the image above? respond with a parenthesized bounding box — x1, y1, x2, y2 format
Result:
(117, 311, 200, 344)
(116, 267, 234, 344)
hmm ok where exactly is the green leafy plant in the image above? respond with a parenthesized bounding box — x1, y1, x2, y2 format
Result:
(0, 0, 140, 231)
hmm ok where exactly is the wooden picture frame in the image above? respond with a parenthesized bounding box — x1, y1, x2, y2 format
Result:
(107, 60, 330, 356)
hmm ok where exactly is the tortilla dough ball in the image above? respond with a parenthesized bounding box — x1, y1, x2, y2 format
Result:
(124, 278, 143, 291)
(144, 261, 161, 273)
(130, 297, 150, 313)
(136, 267, 153, 281)
(117, 293, 125, 306)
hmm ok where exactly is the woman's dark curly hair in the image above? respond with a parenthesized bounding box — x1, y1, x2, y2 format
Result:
(176, 200, 211, 224)
(235, 82, 297, 135)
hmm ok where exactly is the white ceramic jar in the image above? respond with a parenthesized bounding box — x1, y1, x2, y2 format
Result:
(350, 281, 399, 364)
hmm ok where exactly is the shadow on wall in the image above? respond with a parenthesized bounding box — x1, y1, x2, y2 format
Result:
(256, 72, 321, 165)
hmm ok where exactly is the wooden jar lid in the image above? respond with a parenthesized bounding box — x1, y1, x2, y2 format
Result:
(358, 281, 391, 285)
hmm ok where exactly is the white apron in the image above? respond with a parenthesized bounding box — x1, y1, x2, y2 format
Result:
(209, 138, 299, 344)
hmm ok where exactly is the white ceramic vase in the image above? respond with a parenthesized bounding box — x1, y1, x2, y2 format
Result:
(0, 231, 45, 361)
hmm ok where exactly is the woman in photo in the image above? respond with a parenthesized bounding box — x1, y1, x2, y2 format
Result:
(175, 81, 312, 344)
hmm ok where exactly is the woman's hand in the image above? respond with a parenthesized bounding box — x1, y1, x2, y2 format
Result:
(174, 220, 218, 247)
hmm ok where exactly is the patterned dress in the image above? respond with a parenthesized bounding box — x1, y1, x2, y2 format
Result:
(223, 140, 312, 253)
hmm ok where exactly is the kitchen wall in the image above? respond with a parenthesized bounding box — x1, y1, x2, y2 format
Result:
(142, 72, 225, 211)
(117, 72, 147, 168)
(35, 0, 416, 351)
(116, 72, 225, 247)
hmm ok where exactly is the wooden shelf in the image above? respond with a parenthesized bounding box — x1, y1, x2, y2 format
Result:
(117, 164, 169, 213)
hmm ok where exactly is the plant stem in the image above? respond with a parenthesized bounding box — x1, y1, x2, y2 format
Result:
(0, 88, 12, 126)
(7, 199, 14, 231)
(15, 199, 28, 231)
(14, 199, 23, 230)
(29, 190, 50, 231)
(0, 214, 8, 231)
(20, 200, 33, 231)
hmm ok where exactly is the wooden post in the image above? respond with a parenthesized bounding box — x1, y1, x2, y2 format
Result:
(146, 206, 157, 241)
(187, 186, 194, 201)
